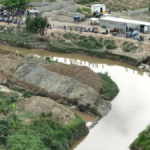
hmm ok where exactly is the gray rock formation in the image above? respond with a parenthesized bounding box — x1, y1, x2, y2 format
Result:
(14, 63, 101, 112)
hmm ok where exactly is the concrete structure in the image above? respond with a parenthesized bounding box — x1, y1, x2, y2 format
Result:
(128, 8, 148, 17)
(100, 17, 150, 32)
(42, 5, 77, 17)
(32, 0, 86, 23)
(91, 4, 106, 14)
(29, 0, 74, 7)
(51, 10, 85, 23)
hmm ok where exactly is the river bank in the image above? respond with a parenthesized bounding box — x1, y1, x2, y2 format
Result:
(0, 47, 120, 150)
(1, 45, 149, 150)
(1, 26, 149, 67)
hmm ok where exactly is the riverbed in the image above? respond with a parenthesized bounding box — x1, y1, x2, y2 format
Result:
(1, 45, 150, 150)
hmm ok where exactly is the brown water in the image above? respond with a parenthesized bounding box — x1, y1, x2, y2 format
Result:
(2, 44, 150, 150)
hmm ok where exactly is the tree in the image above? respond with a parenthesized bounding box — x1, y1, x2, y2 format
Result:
(26, 17, 48, 34)
(149, 5, 150, 12)
(2, 0, 30, 10)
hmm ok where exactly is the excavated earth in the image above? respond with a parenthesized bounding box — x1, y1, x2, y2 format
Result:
(0, 49, 111, 116)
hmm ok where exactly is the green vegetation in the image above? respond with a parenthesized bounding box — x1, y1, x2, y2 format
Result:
(0, 26, 33, 49)
(77, 0, 97, 5)
(77, 8, 82, 13)
(6, 113, 88, 150)
(99, 72, 119, 101)
(0, 91, 88, 150)
(122, 42, 136, 52)
(130, 125, 150, 150)
(2, 0, 30, 10)
(26, 17, 47, 33)
(82, 7, 91, 13)
(149, 5, 150, 12)
(63, 33, 79, 40)
(22, 90, 32, 98)
(104, 40, 117, 50)
(76, 35, 103, 49)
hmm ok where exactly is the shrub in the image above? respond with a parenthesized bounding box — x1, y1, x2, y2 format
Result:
(77, 8, 82, 13)
(99, 72, 119, 101)
(23, 91, 32, 98)
(82, 7, 91, 13)
(104, 40, 117, 50)
(26, 17, 47, 33)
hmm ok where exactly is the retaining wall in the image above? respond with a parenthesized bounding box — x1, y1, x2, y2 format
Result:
(100, 20, 126, 28)
(29, 0, 74, 7)
(128, 8, 148, 17)
(52, 15, 74, 23)
(42, 8, 83, 19)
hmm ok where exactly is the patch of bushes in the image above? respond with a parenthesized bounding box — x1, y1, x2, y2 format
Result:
(82, 7, 91, 13)
(63, 33, 78, 40)
(76, 35, 103, 49)
(77, 8, 82, 13)
(104, 40, 117, 50)
(5, 114, 88, 150)
(26, 17, 47, 33)
(99, 72, 119, 101)
(130, 125, 150, 150)
(22, 90, 32, 98)
(122, 42, 135, 52)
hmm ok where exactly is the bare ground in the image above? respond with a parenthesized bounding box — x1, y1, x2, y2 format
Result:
(43, 64, 104, 93)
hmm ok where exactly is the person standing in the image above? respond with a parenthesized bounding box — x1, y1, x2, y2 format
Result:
(90, 19, 92, 25)
(64, 25, 66, 31)
(80, 27, 82, 34)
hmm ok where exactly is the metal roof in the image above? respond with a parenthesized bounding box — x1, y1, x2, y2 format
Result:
(100, 17, 150, 26)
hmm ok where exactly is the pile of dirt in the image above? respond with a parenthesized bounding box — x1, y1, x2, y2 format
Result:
(0, 51, 109, 115)
(14, 63, 101, 108)
(18, 96, 76, 124)
(43, 64, 104, 93)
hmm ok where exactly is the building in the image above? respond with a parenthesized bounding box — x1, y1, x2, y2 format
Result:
(100, 17, 150, 32)
(91, 4, 106, 14)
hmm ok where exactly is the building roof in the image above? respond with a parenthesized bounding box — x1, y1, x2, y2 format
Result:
(91, 4, 105, 7)
(100, 17, 150, 26)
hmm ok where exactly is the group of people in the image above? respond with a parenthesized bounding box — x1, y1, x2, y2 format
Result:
(64, 25, 100, 34)
(0, 6, 25, 25)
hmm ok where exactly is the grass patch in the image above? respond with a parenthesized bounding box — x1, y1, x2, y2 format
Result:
(82, 7, 91, 13)
(63, 33, 78, 40)
(76, 35, 103, 49)
(77, 8, 82, 13)
(130, 125, 150, 150)
(99, 72, 119, 101)
(0, 27, 33, 49)
(104, 40, 117, 50)
(122, 42, 136, 52)
(1, 113, 88, 150)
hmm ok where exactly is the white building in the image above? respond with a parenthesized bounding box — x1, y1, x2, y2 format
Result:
(91, 4, 106, 14)
(100, 17, 150, 32)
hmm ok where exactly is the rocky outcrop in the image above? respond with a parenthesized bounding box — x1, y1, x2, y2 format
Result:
(0, 52, 111, 115)
(138, 63, 150, 71)
(14, 63, 102, 113)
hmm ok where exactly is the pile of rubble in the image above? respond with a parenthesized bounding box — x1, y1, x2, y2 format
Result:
(138, 63, 150, 71)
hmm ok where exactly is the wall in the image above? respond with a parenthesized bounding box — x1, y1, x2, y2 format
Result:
(52, 15, 74, 23)
(29, 0, 74, 7)
(100, 19, 126, 28)
(42, 8, 83, 19)
(128, 8, 148, 17)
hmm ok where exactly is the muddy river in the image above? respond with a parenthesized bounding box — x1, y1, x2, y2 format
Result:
(2, 45, 150, 150)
